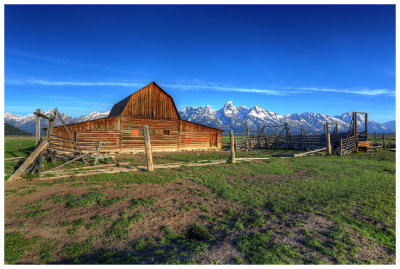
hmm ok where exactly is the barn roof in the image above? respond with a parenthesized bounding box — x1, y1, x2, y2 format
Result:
(108, 95, 130, 117)
(108, 82, 181, 119)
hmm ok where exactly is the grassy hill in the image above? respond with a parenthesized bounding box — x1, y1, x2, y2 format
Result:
(5, 123, 33, 136)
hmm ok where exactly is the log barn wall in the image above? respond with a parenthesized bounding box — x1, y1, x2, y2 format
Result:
(49, 82, 223, 153)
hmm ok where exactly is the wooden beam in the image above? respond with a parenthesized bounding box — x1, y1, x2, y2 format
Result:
(36, 109, 40, 145)
(365, 113, 368, 141)
(230, 130, 236, 163)
(354, 112, 358, 151)
(51, 150, 57, 165)
(94, 140, 102, 165)
(8, 140, 49, 182)
(5, 156, 26, 161)
(383, 134, 386, 149)
(54, 108, 88, 164)
(45, 110, 56, 141)
(50, 151, 93, 171)
(34, 111, 51, 120)
(326, 133, 332, 155)
(143, 125, 154, 171)
(294, 147, 327, 157)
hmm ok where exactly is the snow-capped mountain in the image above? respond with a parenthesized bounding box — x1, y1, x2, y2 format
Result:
(73, 110, 110, 123)
(179, 101, 395, 134)
(4, 103, 395, 135)
(383, 120, 396, 130)
(5, 110, 110, 134)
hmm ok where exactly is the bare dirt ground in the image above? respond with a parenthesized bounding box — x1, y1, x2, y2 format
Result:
(5, 177, 245, 264)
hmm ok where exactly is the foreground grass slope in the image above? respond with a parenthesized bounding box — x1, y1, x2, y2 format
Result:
(4, 138, 395, 264)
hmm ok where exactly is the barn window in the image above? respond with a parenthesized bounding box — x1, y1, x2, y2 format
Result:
(131, 129, 140, 135)
(163, 130, 170, 135)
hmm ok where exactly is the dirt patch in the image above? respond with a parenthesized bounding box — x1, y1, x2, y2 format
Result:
(5, 177, 244, 264)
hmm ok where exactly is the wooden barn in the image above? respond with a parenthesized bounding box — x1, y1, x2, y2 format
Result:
(49, 82, 223, 154)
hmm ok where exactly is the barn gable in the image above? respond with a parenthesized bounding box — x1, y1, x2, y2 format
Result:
(109, 82, 181, 120)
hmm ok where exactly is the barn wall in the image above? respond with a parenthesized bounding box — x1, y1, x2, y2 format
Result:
(49, 117, 222, 153)
(179, 120, 222, 150)
(122, 83, 180, 119)
(50, 117, 121, 153)
(120, 117, 179, 152)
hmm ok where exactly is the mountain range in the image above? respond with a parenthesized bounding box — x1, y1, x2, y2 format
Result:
(179, 101, 395, 134)
(4, 102, 395, 135)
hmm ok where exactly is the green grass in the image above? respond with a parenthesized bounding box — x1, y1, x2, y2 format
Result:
(236, 230, 303, 264)
(49, 192, 106, 208)
(105, 212, 145, 239)
(67, 218, 86, 235)
(39, 239, 59, 264)
(4, 137, 36, 158)
(4, 147, 395, 264)
(99, 195, 130, 206)
(171, 150, 395, 258)
(83, 170, 178, 184)
(63, 237, 94, 263)
(130, 198, 156, 209)
(5, 232, 42, 264)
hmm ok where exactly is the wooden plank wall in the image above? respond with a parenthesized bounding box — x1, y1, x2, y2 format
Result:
(54, 117, 120, 131)
(180, 120, 222, 150)
(120, 117, 179, 152)
(76, 131, 119, 152)
(51, 117, 120, 153)
(51, 116, 223, 153)
(121, 83, 180, 119)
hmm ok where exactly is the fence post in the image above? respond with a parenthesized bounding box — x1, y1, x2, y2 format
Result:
(36, 109, 40, 145)
(275, 127, 278, 136)
(326, 133, 332, 155)
(143, 125, 154, 171)
(245, 125, 249, 149)
(285, 122, 291, 148)
(301, 126, 305, 150)
(374, 130, 376, 140)
(230, 130, 236, 163)
(365, 113, 368, 141)
(335, 123, 338, 134)
(353, 112, 358, 151)
(383, 134, 386, 149)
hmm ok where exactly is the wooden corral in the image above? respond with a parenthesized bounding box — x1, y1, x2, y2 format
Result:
(239, 112, 369, 156)
(49, 82, 223, 153)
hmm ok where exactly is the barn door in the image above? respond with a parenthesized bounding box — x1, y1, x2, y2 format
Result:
(210, 132, 217, 147)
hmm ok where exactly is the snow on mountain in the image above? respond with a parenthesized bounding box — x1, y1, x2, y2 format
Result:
(5, 103, 395, 135)
(179, 101, 395, 134)
(73, 110, 110, 123)
(383, 120, 396, 130)
(4, 110, 110, 134)
(333, 112, 390, 132)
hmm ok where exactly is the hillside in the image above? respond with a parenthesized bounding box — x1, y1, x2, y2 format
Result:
(5, 123, 33, 136)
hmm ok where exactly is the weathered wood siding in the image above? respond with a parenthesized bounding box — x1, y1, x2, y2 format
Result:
(53, 117, 120, 131)
(120, 117, 179, 152)
(50, 117, 222, 153)
(121, 83, 180, 119)
(51, 117, 120, 153)
(180, 120, 222, 149)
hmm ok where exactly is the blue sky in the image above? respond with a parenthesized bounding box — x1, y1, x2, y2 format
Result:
(5, 5, 395, 122)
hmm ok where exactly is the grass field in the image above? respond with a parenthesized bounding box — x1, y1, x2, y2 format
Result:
(4, 136, 396, 264)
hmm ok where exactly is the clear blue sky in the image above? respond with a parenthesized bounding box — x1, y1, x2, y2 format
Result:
(5, 5, 395, 122)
